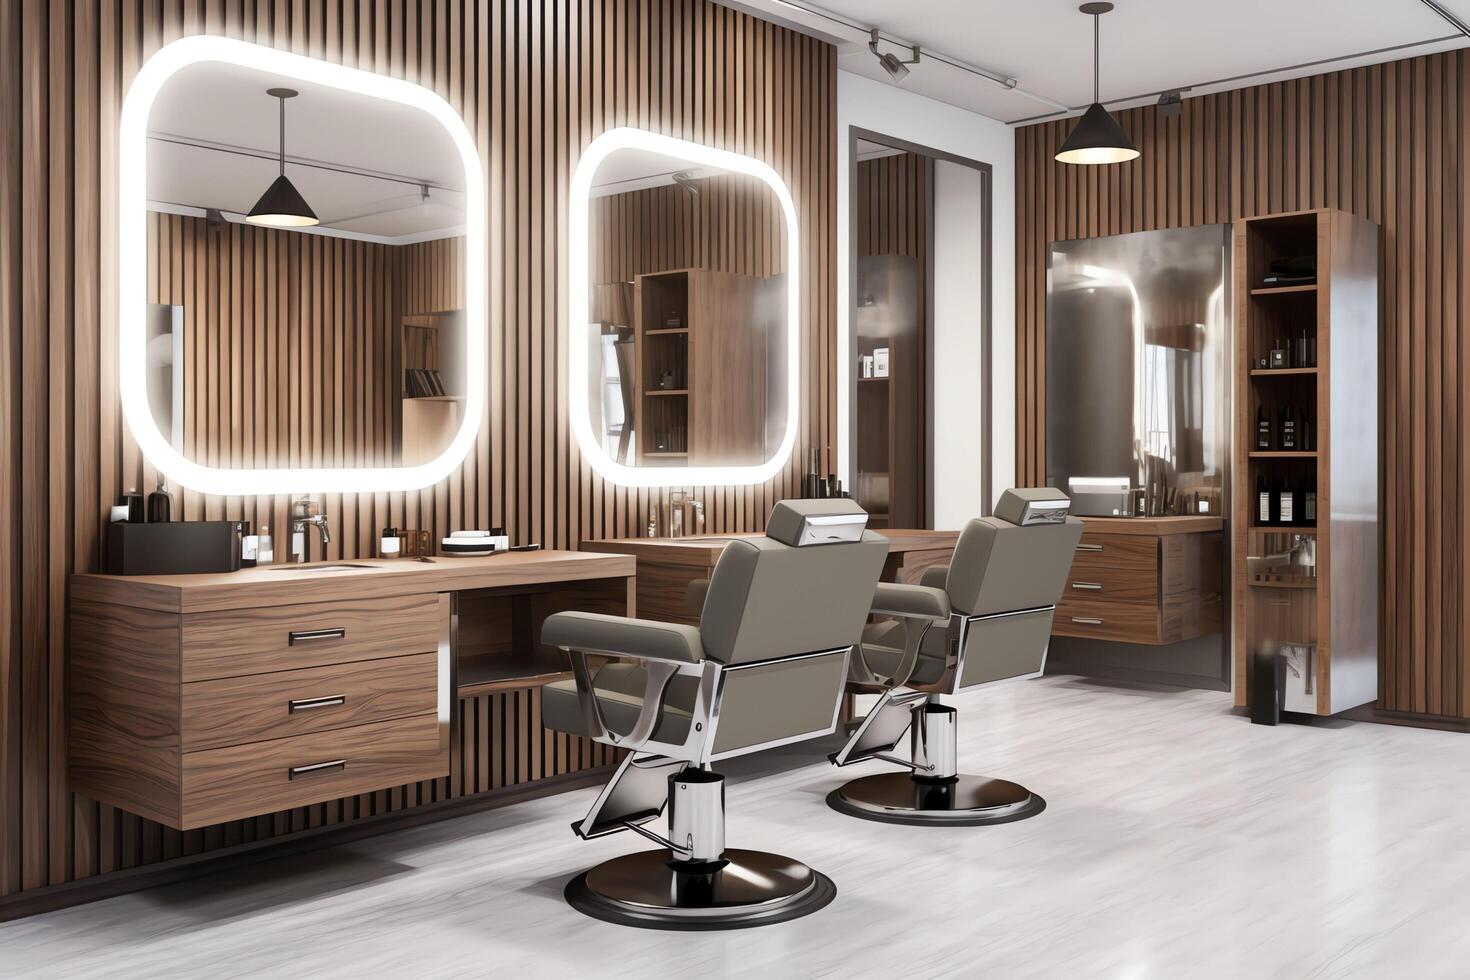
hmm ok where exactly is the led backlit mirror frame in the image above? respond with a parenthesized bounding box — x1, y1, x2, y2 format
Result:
(568, 128, 800, 488)
(118, 36, 486, 495)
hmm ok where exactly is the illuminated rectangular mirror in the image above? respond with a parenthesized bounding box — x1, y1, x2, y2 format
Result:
(569, 129, 798, 488)
(119, 36, 485, 495)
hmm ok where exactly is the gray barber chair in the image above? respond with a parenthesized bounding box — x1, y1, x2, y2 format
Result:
(828, 488, 1081, 825)
(542, 499, 889, 929)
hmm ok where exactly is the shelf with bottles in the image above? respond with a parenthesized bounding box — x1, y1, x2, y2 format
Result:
(1250, 471, 1319, 531)
(1249, 388, 1318, 454)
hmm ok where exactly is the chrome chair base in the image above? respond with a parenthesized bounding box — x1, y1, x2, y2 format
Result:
(826, 772, 1046, 826)
(564, 848, 837, 930)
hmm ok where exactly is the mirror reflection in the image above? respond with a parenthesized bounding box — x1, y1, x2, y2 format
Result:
(584, 146, 789, 469)
(144, 60, 467, 469)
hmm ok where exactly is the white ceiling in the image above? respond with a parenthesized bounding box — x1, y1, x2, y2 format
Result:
(728, 0, 1470, 123)
(147, 60, 464, 241)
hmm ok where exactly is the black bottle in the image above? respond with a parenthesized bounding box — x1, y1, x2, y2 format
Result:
(1256, 475, 1271, 526)
(1303, 476, 1318, 525)
(1256, 405, 1273, 450)
(1302, 414, 1316, 452)
(1280, 405, 1297, 450)
(1273, 478, 1291, 525)
(146, 475, 172, 523)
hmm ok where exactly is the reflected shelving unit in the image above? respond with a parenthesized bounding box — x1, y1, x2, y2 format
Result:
(1231, 208, 1380, 717)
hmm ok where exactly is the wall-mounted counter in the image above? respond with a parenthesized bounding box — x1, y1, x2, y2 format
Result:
(582, 529, 959, 625)
(70, 551, 634, 831)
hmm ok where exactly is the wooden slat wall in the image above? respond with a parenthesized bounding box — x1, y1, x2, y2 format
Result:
(1014, 51, 1464, 724)
(590, 173, 786, 283)
(0, 0, 835, 902)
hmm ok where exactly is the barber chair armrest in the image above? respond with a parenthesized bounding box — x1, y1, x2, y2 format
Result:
(544, 611, 709, 752)
(918, 563, 950, 592)
(686, 578, 710, 612)
(542, 611, 705, 663)
(870, 583, 951, 623)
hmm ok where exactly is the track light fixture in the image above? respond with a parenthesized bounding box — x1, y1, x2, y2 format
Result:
(672, 170, 701, 197)
(868, 29, 919, 83)
(1055, 3, 1140, 165)
(1158, 90, 1184, 119)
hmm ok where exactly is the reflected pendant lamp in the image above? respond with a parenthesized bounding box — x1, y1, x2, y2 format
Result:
(1055, 2, 1139, 166)
(247, 88, 319, 227)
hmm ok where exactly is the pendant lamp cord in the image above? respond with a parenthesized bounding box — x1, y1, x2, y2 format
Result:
(1093, 11, 1105, 103)
(277, 94, 286, 177)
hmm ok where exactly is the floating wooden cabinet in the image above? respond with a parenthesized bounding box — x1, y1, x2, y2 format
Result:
(1053, 517, 1225, 646)
(1231, 208, 1380, 716)
(70, 590, 451, 830)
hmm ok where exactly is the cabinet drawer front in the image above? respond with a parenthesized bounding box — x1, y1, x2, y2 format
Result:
(1053, 595, 1162, 644)
(180, 714, 446, 829)
(182, 593, 441, 681)
(1064, 562, 1159, 602)
(182, 652, 438, 751)
(1071, 533, 1158, 576)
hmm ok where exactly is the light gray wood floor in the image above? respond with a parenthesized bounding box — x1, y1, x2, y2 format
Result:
(5, 674, 1469, 978)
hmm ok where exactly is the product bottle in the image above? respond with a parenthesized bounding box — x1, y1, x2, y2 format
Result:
(1303, 477, 1317, 525)
(1280, 405, 1297, 450)
(146, 475, 172, 523)
(1278, 478, 1295, 525)
(258, 525, 274, 564)
(1256, 405, 1273, 450)
(380, 527, 402, 558)
(119, 488, 145, 523)
(241, 521, 258, 568)
(1256, 475, 1271, 526)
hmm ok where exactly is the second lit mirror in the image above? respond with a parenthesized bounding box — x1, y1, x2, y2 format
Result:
(570, 130, 797, 486)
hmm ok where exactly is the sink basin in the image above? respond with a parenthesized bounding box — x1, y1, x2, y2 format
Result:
(269, 563, 378, 572)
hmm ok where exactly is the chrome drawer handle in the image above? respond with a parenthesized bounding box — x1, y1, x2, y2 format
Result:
(1076, 543, 1103, 552)
(288, 694, 346, 713)
(288, 759, 346, 780)
(1071, 616, 1104, 625)
(1071, 582, 1103, 591)
(289, 627, 346, 645)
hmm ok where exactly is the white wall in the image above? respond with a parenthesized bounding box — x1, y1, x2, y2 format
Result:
(931, 160, 989, 529)
(837, 70, 1015, 527)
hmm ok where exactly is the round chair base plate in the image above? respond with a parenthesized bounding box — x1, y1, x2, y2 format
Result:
(565, 848, 836, 930)
(827, 772, 1046, 826)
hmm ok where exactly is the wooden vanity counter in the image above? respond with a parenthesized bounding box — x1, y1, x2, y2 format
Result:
(582, 529, 958, 625)
(70, 551, 634, 830)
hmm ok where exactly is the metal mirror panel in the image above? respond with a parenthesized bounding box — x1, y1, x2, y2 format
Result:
(1046, 225, 1230, 517)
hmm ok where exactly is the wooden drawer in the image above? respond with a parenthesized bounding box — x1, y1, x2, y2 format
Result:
(179, 713, 446, 829)
(1053, 594, 1161, 644)
(182, 592, 442, 681)
(1064, 562, 1158, 602)
(181, 652, 439, 751)
(1070, 533, 1158, 576)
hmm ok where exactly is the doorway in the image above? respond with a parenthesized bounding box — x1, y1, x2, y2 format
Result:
(847, 130, 992, 529)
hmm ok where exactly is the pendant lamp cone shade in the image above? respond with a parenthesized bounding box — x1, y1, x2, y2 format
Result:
(1055, 102, 1139, 165)
(246, 174, 319, 227)
(246, 87, 319, 227)
(1057, 2, 1138, 166)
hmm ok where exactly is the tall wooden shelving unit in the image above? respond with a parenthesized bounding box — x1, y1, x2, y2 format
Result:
(632, 268, 778, 468)
(1231, 208, 1380, 716)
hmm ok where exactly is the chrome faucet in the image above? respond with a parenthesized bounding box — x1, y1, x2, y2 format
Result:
(290, 496, 331, 564)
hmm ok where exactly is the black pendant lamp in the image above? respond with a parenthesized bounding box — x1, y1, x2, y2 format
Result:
(1055, 2, 1139, 166)
(247, 88, 319, 228)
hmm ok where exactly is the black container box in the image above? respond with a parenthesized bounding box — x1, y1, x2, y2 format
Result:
(105, 521, 242, 576)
